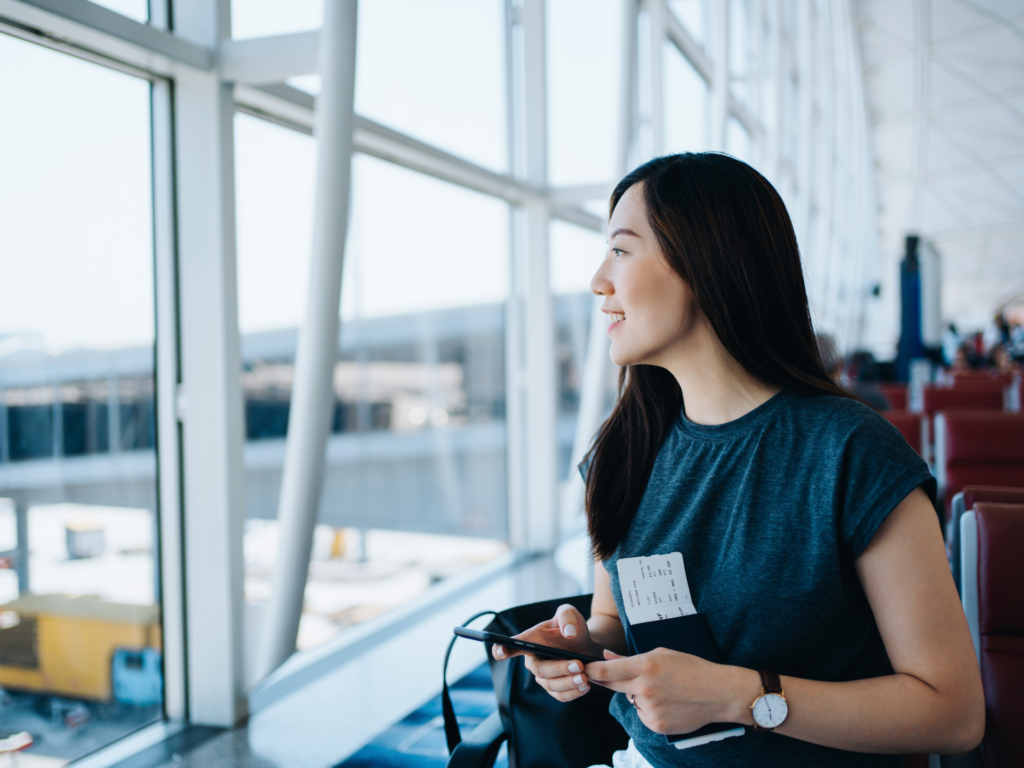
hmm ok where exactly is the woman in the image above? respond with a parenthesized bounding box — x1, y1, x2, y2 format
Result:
(493, 154, 984, 766)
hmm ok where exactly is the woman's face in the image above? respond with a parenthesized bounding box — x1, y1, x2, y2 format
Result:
(590, 183, 703, 368)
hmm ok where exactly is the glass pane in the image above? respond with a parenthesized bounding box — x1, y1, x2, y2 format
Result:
(232, 0, 322, 39)
(665, 42, 708, 153)
(0, 33, 161, 761)
(356, 0, 507, 172)
(726, 116, 753, 165)
(548, 0, 621, 186)
(92, 0, 148, 24)
(729, 0, 753, 108)
(668, 0, 708, 49)
(235, 122, 510, 654)
(235, 114, 316, 335)
(550, 221, 610, 480)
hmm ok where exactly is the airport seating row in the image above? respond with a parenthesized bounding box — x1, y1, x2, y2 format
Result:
(960, 497, 1024, 767)
(875, 383, 1023, 766)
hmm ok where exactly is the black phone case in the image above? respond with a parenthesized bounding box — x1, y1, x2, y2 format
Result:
(625, 613, 744, 745)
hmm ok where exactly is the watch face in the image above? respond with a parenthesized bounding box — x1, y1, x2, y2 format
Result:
(752, 693, 788, 729)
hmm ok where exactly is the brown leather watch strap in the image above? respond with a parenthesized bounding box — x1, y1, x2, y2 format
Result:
(758, 669, 782, 694)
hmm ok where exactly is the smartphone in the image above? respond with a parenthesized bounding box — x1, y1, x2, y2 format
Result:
(453, 627, 605, 664)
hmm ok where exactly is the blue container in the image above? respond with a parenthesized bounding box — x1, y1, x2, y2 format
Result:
(112, 648, 162, 706)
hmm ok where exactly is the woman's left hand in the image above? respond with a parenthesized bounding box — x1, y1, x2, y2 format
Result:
(585, 648, 753, 735)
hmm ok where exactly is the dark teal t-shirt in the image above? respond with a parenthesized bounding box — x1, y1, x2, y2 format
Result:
(601, 389, 936, 767)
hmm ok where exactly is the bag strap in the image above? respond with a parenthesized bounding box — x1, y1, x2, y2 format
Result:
(443, 610, 498, 755)
(447, 711, 507, 768)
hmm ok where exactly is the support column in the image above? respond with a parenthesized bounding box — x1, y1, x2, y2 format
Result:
(559, 0, 635, 533)
(151, 15, 188, 718)
(647, 0, 666, 157)
(795, 0, 813, 249)
(0, 393, 9, 464)
(910, 0, 931, 232)
(506, 0, 558, 554)
(710, 0, 730, 151)
(52, 387, 63, 459)
(254, 0, 359, 683)
(174, 0, 247, 727)
(14, 499, 28, 596)
(108, 377, 120, 453)
(618, 0, 639, 174)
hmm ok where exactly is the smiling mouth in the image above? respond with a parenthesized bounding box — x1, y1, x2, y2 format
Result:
(607, 312, 625, 329)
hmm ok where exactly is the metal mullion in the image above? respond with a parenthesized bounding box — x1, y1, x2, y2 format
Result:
(664, 6, 712, 83)
(151, 72, 188, 724)
(0, 18, 161, 82)
(7, 0, 211, 69)
(234, 84, 540, 205)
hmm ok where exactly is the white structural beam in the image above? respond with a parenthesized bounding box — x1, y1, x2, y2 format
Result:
(711, 0, 729, 150)
(647, 0, 667, 155)
(235, 85, 542, 204)
(619, 0, 639, 171)
(551, 205, 604, 233)
(3, 0, 212, 72)
(152, 76, 187, 723)
(173, 0, 247, 728)
(549, 183, 615, 206)
(910, 0, 931, 232)
(148, 0, 187, 725)
(665, 7, 712, 81)
(219, 30, 319, 84)
(506, 0, 559, 553)
(254, 0, 360, 684)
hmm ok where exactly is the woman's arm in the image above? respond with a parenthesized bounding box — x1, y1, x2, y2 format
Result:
(587, 488, 986, 754)
(589, 560, 629, 655)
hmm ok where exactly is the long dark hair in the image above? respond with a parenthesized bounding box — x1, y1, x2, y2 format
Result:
(584, 153, 854, 560)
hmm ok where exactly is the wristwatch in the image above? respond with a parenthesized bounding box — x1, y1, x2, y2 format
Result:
(750, 670, 788, 730)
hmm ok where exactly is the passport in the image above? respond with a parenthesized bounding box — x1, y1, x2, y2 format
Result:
(621, 574, 746, 750)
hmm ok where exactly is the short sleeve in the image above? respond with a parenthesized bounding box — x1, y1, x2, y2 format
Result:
(838, 411, 937, 558)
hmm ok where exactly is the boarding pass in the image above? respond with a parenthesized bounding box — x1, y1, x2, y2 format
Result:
(616, 552, 696, 625)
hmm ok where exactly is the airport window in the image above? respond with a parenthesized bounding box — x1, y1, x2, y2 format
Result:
(0, 32, 162, 760)
(549, 220, 618, 480)
(235, 124, 511, 651)
(665, 41, 709, 153)
(668, 0, 707, 47)
(547, 0, 622, 186)
(91, 0, 149, 23)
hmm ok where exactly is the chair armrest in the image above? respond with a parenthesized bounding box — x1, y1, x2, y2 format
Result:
(446, 711, 507, 768)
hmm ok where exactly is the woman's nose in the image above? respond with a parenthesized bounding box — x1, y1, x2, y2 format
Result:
(591, 262, 612, 296)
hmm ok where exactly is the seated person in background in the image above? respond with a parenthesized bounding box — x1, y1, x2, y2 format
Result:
(992, 344, 1022, 376)
(493, 153, 983, 768)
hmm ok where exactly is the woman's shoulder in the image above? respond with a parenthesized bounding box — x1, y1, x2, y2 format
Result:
(780, 389, 897, 441)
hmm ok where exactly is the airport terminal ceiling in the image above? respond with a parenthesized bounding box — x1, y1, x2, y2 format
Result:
(853, 0, 1024, 340)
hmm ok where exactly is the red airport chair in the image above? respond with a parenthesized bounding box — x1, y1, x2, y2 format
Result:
(878, 384, 908, 411)
(960, 503, 1024, 767)
(948, 487, 1024, 595)
(882, 411, 927, 458)
(934, 412, 1024, 523)
(951, 371, 1013, 387)
(923, 387, 1004, 421)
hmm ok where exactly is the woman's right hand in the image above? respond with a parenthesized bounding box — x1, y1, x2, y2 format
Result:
(491, 604, 600, 702)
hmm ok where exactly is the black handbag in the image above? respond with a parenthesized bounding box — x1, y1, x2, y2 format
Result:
(443, 593, 629, 768)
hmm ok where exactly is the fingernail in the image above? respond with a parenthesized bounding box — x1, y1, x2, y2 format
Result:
(495, 646, 505, 658)
(572, 674, 583, 685)
(578, 685, 588, 692)
(563, 624, 577, 638)
(568, 662, 581, 673)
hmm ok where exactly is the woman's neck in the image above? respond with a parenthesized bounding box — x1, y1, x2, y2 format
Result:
(661, 323, 781, 426)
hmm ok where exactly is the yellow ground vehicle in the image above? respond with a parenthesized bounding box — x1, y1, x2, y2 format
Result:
(0, 595, 160, 701)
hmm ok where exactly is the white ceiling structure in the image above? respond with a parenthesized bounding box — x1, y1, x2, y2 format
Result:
(853, 0, 1024, 341)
